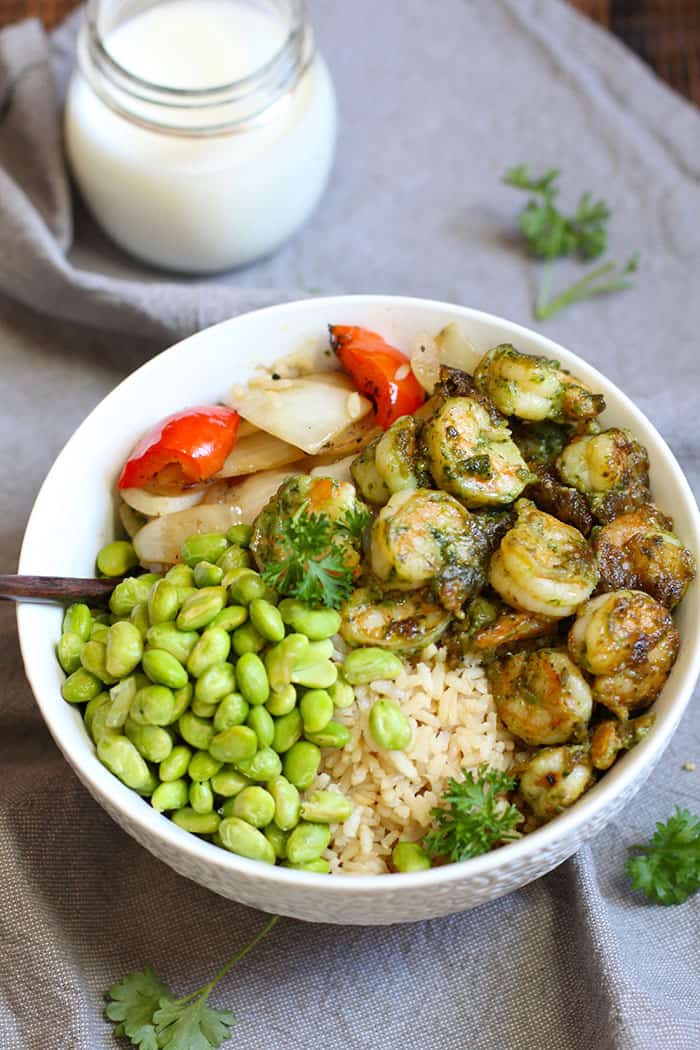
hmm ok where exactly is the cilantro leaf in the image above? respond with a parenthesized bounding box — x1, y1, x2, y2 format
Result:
(626, 807, 700, 905)
(424, 765, 521, 862)
(262, 504, 356, 609)
(337, 504, 372, 540)
(153, 998, 236, 1050)
(105, 968, 174, 1050)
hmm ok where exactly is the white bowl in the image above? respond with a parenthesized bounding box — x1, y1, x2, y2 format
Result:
(18, 296, 700, 925)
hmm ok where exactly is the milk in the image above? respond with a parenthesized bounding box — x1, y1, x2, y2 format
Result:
(65, 0, 336, 273)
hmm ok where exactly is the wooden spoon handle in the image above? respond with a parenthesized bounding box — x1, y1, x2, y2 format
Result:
(0, 575, 121, 604)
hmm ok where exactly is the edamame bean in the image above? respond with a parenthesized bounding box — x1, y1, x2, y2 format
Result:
(368, 700, 412, 751)
(216, 545, 252, 573)
(246, 706, 274, 749)
(218, 817, 275, 863)
(62, 667, 102, 704)
(97, 732, 152, 791)
(90, 622, 110, 643)
(191, 697, 218, 719)
(187, 628, 231, 677)
(106, 676, 137, 728)
(63, 603, 92, 642)
(226, 524, 252, 547)
(267, 775, 300, 831)
(249, 599, 285, 643)
(282, 858, 331, 874)
(189, 779, 214, 814)
(165, 563, 195, 588)
(142, 648, 188, 690)
(232, 786, 275, 828)
(96, 540, 139, 578)
(195, 663, 237, 705)
(279, 600, 342, 640)
(170, 682, 193, 722)
(90, 609, 112, 626)
(84, 692, 110, 736)
(181, 533, 229, 568)
(392, 841, 431, 872)
(304, 721, 351, 749)
(88, 695, 115, 743)
(236, 652, 269, 706)
(299, 690, 334, 733)
(285, 821, 330, 864)
(211, 767, 250, 797)
(109, 574, 160, 617)
(208, 605, 248, 632)
(282, 741, 321, 789)
(264, 634, 308, 691)
(213, 693, 249, 732)
(188, 750, 223, 781)
(129, 602, 150, 639)
(159, 744, 192, 782)
(125, 719, 173, 763)
(290, 660, 337, 690)
(342, 648, 404, 685)
(300, 790, 353, 824)
(146, 623, 199, 665)
(229, 569, 267, 605)
(272, 709, 303, 754)
(80, 639, 118, 685)
(172, 808, 221, 835)
(264, 823, 289, 859)
(176, 587, 227, 630)
(231, 622, 266, 656)
(151, 779, 188, 812)
(329, 677, 355, 710)
(209, 725, 257, 764)
(57, 631, 82, 675)
(193, 560, 224, 588)
(147, 579, 179, 625)
(234, 747, 282, 782)
(105, 621, 143, 678)
(265, 684, 297, 717)
(178, 711, 215, 750)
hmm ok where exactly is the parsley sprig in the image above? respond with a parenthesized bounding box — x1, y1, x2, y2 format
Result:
(626, 807, 700, 906)
(262, 504, 369, 609)
(424, 765, 521, 862)
(504, 165, 638, 320)
(105, 914, 278, 1049)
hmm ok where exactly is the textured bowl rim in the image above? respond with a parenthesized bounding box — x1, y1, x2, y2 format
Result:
(17, 294, 700, 898)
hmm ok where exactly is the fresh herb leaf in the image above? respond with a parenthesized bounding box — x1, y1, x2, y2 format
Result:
(423, 764, 521, 862)
(262, 505, 355, 609)
(503, 165, 637, 319)
(626, 807, 700, 905)
(337, 504, 372, 540)
(105, 915, 278, 1050)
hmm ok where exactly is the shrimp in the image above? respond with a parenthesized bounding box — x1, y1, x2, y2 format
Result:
(568, 590, 679, 718)
(516, 745, 595, 822)
(489, 498, 598, 618)
(590, 712, 655, 770)
(594, 505, 696, 609)
(556, 428, 650, 524)
(422, 395, 532, 507)
(470, 606, 558, 654)
(489, 649, 593, 746)
(370, 488, 492, 611)
(473, 344, 605, 423)
(351, 435, 392, 505)
(340, 586, 452, 652)
(351, 415, 429, 506)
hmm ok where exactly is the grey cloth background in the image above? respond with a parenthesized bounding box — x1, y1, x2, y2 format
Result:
(1, 1, 699, 1047)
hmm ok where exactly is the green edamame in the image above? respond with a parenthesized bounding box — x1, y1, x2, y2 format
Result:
(57, 631, 83, 675)
(213, 693, 249, 731)
(299, 790, 353, 824)
(226, 524, 252, 547)
(191, 696, 218, 719)
(170, 682, 193, 722)
(80, 639, 118, 685)
(304, 721, 351, 749)
(109, 574, 160, 617)
(368, 699, 412, 751)
(342, 648, 404, 685)
(299, 690, 334, 733)
(171, 808, 221, 835)
(210, 767, 250, 797)
(195, 662, 237, 705)
(282, 858, 331, 874)
(282, 741, 321, 789)
(209, 725, 257, 764)
(62, 667, 102, 704)
(165, 563, 195, 588)
(105, 620, 143, 678)
(246, 706, 274, 749)
(231, 622, 266, 655)
(145, 623, 199, 664)
(187, 627, 231, 677)
(178, 710, 215, 750)
(392, 841, 431, 872)
(189, 779, 214, 814)
(63, 603, 92, 642)
(279, 599, 342, 640)
(125, 719, 173, 763)
(236, 652, 269, 706)
(216, 545, 252, 573)
(232, 786, 275, 828)
(106, 676, 137, 728)
(228, 569, 267, 605)
(188, 750, 223, 782)
(129, 602, 150, 639)
(176, 587, 227, 630)
(147, 579, 179, 625)
(290, 659, 337, 690)
(181, 532, 229, 568)
(159, 744, 192, 782)
(329, 677, 355, 710)
(208, 605, 248, 632)
(193, 560, 224, 588)
(218, 817, 275, 863)
(97, 732, 152, 792)
(234, 747, 282, 782)
(142, 648, 188, 690)
(267, 775, 300, 831)
(90, 622, 110, 643)
(84, 692, 111, 739)
(265, 685, 297, 717)
(249, 599, 285, 643)
(272, 708, 303, 754)
(96, 540, 138, 578)
(264, 823, 289, 859)
(151, 779, 188, 812)
(264, 634, 308, 691)
(285, 821, 331, 864)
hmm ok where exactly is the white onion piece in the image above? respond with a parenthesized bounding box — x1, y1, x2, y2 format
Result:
(236, 419, 258, 439)
(120, 487, 205, 517)
(309, 454, 356, 485)
(321, 414, 380, 457)
(227, 373, 372, 455)
(434, 322, 480, 373)
(410, 332, 441, 393)
(216, 430, 303, 478)
(227, 468, 302, 523)
(118, 502, 147, 539)
(133, 504, 243, 566)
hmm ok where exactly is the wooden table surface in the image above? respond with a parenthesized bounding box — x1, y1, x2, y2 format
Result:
(1, 0, 699, 106)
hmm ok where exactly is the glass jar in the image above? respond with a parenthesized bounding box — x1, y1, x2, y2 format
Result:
(64, 0, 337, 273)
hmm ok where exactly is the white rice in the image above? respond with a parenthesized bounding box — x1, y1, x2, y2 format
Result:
(317, 644, 517, 875)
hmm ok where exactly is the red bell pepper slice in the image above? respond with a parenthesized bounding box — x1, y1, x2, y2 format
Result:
(117, 405, 240, 491)
(329, 325, 425, 429)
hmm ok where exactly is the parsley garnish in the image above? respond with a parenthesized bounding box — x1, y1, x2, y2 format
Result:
(105, 915, 278, 1049)
(423, 765, 521, 862)
(261, 505, 356, 609)
(337, 504, 372, 540)
(626, 808, 700, 906)
(503, 165, 638, 320)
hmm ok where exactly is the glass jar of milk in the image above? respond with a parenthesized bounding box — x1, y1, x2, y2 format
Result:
(65, 0, 336, 273)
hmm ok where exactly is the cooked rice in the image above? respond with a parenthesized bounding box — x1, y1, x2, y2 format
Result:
(317, 644, 516, 875)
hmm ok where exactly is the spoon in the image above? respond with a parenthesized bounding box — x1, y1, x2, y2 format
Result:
(0, 575, 122, 604)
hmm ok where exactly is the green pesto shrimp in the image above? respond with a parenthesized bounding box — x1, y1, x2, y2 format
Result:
(568, 590, 679, 718)
(422, 396, 532, 507)
(473, 344, 605, 423)
(590, 712, 655, 771)
(516, 745, 595, 823)
(556, 427, 650, 523)
(351, 415, 429, 506)
(370, 488, 492, 611)
(594, 505, 696, 609)
(340, 585, 452, 652)
(489, 499, 598, 618)
(489, 649, 593, 746)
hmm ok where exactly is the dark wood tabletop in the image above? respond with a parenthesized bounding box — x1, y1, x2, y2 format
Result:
(1, 0, 698, 105)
